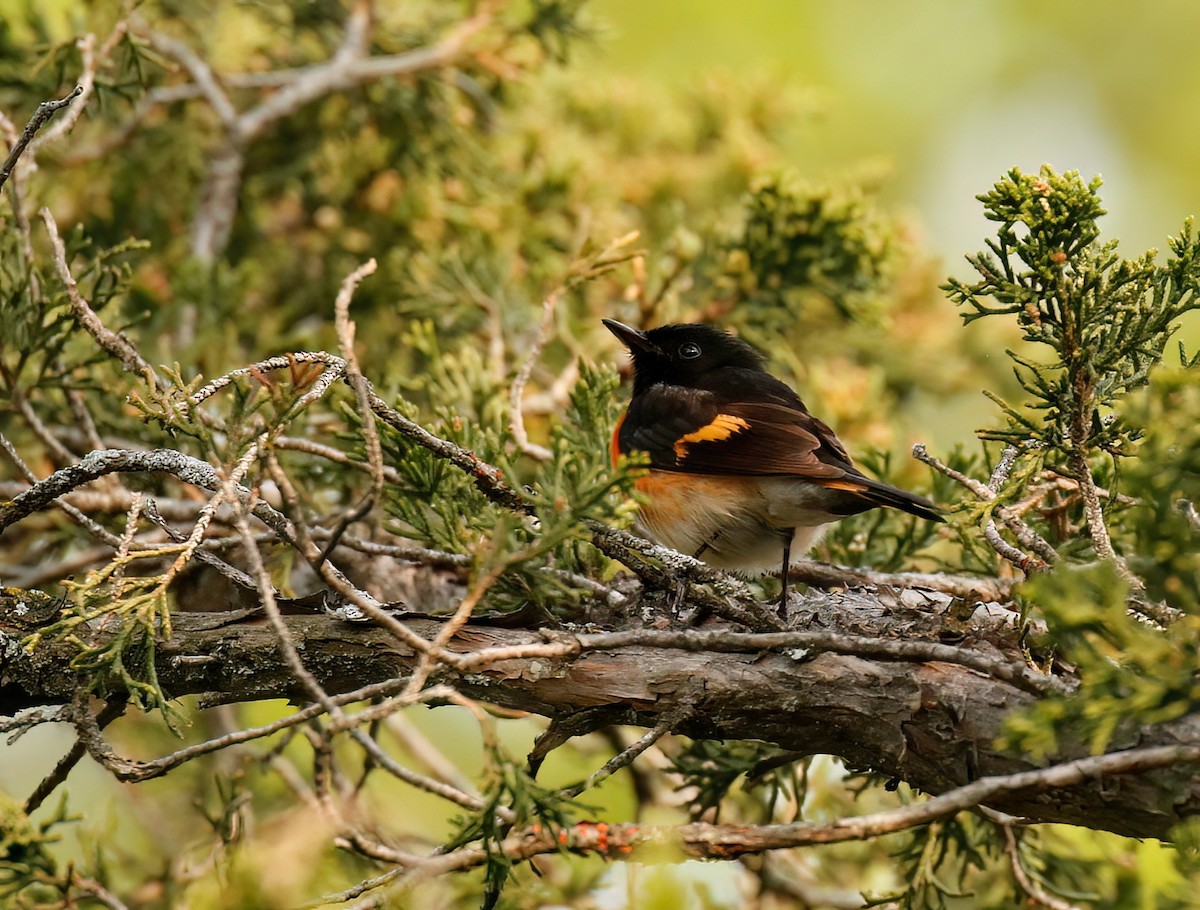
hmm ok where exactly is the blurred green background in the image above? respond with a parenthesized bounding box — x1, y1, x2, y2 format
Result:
(585, 0, 1200, 273)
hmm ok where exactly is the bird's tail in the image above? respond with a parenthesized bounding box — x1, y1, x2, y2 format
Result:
(856, 475, 943, 522)
(822, 473, 943, 522)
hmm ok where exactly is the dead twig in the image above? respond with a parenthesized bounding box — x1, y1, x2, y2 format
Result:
(320, 259, 382, 566)
(0, 85, 83, 191)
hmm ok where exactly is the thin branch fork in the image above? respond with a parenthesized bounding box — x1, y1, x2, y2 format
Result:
(131, 4, 498, 260)
(914, 443, 1056, 574)
(0, 444, 454, 665)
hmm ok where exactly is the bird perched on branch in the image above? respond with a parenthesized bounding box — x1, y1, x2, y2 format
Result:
(603, 319, 941, 611)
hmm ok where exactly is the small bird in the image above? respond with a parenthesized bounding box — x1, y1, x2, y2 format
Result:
(603, 319, 942, 610)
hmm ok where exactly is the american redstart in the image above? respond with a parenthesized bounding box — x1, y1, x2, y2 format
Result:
(603, 319, 942, 609)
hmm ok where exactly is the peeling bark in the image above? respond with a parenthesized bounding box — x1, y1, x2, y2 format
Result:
(3, 587, 1198, 840)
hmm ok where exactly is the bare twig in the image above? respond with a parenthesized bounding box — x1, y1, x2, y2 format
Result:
(23, 698, 125, 813)
(27, 23, 129, 159)
(8, 384, 79, 466)
(0, 432, 123, 547)
(913, 443, 1054, 573)
(912, 443, 990, 496)
(313, 530, 470, 570)
(65, 386, 107, 452)
(259, 447, 451, 663)
(509, 292, 559, 461)
(275, 435, 400, 484)
(1001, 823, 1083, 910)
(321, 259, 382, 564)
(0, 706, 70, 741)
(348, 720, 501, 817)
(563, 704, 694, 798)
(144, 30, 239, 128)
(304, 867, 408, 909)
(141, 498, 259, 592)
(368, 745, 1200, 892)
(39, 207, 158, 382)
(59, 677, 422, 784)
(382, 715, 478, 796)
(70, 873, 132, 910)
(0, 85, 83, 191)
(981, 518, 1044, 574)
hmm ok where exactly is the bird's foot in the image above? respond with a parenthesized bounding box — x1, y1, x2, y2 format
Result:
(670, 578, 709, 626)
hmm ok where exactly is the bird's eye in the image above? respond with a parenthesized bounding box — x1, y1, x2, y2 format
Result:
(678, 342, 702, 360)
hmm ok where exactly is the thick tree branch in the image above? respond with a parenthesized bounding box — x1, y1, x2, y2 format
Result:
(4, 590, 1198, 841)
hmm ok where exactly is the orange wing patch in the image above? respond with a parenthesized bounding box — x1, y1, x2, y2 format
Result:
(673, 414, 751, 460)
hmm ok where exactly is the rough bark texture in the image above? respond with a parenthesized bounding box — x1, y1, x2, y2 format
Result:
(3, 586, 1198, 841)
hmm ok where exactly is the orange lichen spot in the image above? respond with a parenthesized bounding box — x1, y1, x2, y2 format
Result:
(673, 414, 750, 459)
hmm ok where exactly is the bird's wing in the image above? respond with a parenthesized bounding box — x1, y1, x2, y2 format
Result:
(618, 387, 942, 521)
(676, 400, 853, 479)
(618, 388, 852, 479)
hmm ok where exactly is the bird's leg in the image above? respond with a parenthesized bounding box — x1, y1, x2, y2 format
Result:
(671, 536, 719, 621)
(778, 528, 796, 618)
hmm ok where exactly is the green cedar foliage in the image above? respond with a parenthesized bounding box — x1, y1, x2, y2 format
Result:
(944, 168, 1200, 767)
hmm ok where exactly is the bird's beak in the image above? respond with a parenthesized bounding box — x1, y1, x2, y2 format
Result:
(602, 318, 663, 356)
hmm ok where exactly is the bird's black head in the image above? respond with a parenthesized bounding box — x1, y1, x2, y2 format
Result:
(602, 320, 766, 393)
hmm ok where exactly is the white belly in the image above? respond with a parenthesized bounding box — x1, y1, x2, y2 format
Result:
(634, 472, 838, 575)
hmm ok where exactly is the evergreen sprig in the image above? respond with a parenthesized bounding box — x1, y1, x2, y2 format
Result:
(945, 166, 1200, 460)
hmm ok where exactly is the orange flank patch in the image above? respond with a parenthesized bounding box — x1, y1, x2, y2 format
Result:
(635, 471, 755, 510)
(632, 471, 759, 550)
(610, 411, 626, 465)
(672, 414, 750, 460)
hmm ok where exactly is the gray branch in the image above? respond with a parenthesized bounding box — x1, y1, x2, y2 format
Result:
(4, 588, 1198, 841)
